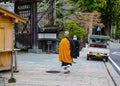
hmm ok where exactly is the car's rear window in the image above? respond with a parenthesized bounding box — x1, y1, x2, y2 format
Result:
(89, 38, 107, 48)
(92, 39, 106, 43)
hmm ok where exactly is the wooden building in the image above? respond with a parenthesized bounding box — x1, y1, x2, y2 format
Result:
(0, 6, 26, 71)
(14, 0, 63, 53)
(0, 0, 63, 53)
(38, 25, 63, 52)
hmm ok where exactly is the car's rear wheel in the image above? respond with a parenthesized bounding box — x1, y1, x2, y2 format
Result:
(103, 58, 108, 62)
(105, 58, 108, 62)
(87, 56, 91, 60)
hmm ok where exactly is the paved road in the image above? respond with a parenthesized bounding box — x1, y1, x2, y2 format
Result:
(0, 78, 4, 86)
(1, 48, 120, 86)
(109, 42, 120, 74)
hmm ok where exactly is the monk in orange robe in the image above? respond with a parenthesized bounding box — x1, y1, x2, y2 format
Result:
(58, 31, 72, 73)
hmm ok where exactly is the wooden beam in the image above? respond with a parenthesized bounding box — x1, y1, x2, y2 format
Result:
(0, 6, 26, 23)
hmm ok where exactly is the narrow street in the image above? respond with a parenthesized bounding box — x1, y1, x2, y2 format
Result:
(110, 42, 120, 68)
(1, 47, 120, 86)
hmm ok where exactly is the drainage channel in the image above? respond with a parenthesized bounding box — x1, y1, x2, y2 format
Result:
(46, 70, 61, 73)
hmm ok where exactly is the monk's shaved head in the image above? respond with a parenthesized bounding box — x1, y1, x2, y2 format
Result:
(64, 31, 69, 37)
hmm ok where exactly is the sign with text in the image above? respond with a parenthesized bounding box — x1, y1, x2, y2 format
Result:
(38, 33, 56, 39)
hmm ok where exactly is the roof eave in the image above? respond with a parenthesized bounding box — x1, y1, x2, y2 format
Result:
(0, 6, 26, 23)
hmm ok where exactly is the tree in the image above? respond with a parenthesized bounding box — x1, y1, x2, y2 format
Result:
(63, 21, 86, 39)
(116, 29, 120, 42)
(70, 0, 106, 12)
(70, 0, 120, 36)
(38, 0, 120, 37)
(55, 0, 75, 25)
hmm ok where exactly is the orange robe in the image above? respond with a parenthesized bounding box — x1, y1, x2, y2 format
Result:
(59, 38, 72, 63)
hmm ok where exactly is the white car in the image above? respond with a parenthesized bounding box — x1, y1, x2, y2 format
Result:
(87, 35, 110, 62)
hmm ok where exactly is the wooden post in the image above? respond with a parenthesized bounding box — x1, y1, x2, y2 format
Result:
(8, 50, 16, 83)
(31, 2, 38, 49)
(14, 49, 20, 72)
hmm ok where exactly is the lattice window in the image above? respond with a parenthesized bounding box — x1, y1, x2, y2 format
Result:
(15, 3, 31, 34)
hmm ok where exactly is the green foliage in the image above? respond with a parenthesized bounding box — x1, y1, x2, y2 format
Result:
(116, 29, 120, 39)
(64, 21, 86, 39)
(70, 0, 120, 36)
(38, 0, 120, 37)
(8, 78, 16, 83)
(69, 8, 76, 14)
(116, 20, 120, 39)
(70, 0, 107, 12)
(56, 11, 63, 18)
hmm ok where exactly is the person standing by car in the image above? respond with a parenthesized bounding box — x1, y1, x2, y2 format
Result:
(58, 31, 73, 74)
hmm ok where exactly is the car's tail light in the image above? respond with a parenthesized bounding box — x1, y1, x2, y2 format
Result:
(90, 44, 106, 48)
(87, 51, 93, 55)
(90, 44, 95, 47)
(104, 53, 109, 56)
(100, 45, 106, 48)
